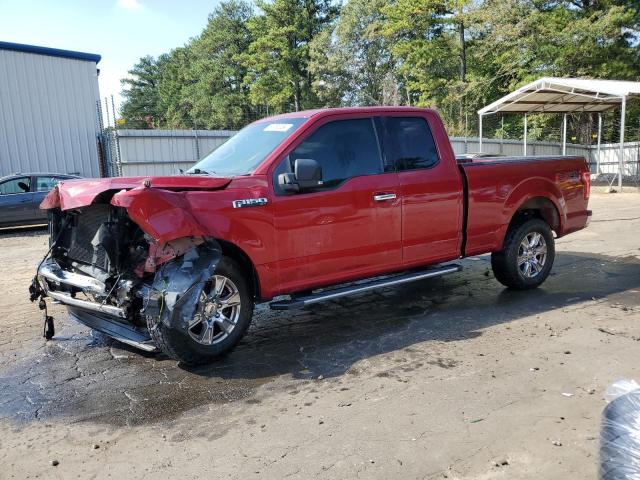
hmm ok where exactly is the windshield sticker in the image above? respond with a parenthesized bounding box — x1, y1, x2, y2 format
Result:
(264, 123, 293, 132)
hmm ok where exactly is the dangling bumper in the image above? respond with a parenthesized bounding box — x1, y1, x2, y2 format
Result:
(36, 258, 157, 352)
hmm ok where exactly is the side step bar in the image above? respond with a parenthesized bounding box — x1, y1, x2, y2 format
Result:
(269, 264, 462, 310)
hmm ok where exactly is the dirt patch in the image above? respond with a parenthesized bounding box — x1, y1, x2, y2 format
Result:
(1, 194, 640, 479)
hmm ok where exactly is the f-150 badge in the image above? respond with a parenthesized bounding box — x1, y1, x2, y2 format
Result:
(232, 198, 268, 208)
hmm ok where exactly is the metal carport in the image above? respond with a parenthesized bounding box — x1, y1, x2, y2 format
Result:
(478, 77, 640, 190)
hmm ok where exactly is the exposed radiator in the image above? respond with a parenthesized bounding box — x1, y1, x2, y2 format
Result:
(67, 205, 110, 270)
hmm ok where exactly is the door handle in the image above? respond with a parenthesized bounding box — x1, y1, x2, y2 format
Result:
(373, 193, 397, 202)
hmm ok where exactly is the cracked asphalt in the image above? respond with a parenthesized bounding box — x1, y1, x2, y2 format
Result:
(1, 190, 640, 479)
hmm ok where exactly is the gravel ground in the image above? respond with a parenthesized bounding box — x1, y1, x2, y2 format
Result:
(1, 191, 639, 479)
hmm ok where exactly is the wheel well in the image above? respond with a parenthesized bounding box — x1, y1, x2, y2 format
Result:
(216, 240, 260, 300)
(511, 197, 560, 233)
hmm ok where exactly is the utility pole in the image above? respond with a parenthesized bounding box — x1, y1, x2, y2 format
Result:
(458, 2, 466, 131)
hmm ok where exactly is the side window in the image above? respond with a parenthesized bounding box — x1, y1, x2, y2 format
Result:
(0, 177, 31, 195)
(36, 176, 62, 192)
(276, 118, 382, 192)
(382, 117, 439, 171)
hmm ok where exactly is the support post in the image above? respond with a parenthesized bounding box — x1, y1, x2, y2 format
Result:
(523, 114, 528, 156)
(597, 113, 602, 174)
(562, 114, 567, 156)
(478, 114, 483, 152)
(465, 113, 468, 153)
(619, 97, 626, 191)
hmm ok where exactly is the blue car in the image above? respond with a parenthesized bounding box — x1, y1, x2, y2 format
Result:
(0, 173, 81, 228)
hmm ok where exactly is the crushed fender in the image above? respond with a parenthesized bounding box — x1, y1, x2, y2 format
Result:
(141, 239, 222, 335)
(111, 187, 208, 244)
(142, 236, 205, 274)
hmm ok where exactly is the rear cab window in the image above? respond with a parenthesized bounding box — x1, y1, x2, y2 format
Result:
(378, 116, 440, 171)
(274, 117, 383, 194)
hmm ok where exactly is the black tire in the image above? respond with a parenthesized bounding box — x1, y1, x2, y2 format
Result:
(491, 217, 555, 290)
(147, 256, 254, 365)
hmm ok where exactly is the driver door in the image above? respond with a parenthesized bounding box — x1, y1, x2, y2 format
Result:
(270, 116, 402, 294)
(0, 176, 35, 226)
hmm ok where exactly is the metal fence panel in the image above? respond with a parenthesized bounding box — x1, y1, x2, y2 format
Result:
(110, 130, 638, 181)
(594, 141, 640, 177)
(449, 137, 591, 158)
(116, 130, 234, 177)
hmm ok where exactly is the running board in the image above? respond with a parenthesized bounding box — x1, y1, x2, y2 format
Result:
(269, 264, 462, 310)
(67, 306, 158, 352)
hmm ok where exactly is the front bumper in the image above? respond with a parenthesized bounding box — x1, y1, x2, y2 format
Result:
(38, 259, 126, 318)
(37, 258, 157, 352)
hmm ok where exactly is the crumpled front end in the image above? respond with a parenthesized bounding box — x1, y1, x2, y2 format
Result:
(31, 182, 224, 352)
(141, 241, 221, 346)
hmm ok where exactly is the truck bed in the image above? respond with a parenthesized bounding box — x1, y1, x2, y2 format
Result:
(458, 155, 590, 257)
(457, 154, 585, 166)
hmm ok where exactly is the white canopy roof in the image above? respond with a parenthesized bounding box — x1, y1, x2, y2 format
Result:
(478, 77, 640, 115)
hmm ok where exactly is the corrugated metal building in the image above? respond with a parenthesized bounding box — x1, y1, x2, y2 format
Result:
(0, 41, 102, 177)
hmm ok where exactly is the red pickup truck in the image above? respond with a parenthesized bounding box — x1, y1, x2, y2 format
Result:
(31, 107, 591, 364)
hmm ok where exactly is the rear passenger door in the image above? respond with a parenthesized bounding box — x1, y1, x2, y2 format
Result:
(378, 116, 464, 266)
(271, 116, 402, 293)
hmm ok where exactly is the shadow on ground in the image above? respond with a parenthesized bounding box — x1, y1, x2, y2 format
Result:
(0, 225, 47, 236)
(1, 251, 638, 427)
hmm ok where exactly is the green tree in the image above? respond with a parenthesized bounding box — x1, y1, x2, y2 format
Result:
(118, 0, 640, 140)
(243, 0, 338, 112)
(468, 0, 640, 142)
(310, 0, 398, 106)
(120, 55, 169, 128)
(381, 0, 471, 132)
(157, 47, 196, 128)
(184, 0, 256, 129)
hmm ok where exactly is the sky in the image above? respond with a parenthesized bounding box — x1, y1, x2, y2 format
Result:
(0, 0, 222, 120)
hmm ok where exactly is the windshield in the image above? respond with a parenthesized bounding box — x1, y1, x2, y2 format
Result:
(188, 118, 306, 176)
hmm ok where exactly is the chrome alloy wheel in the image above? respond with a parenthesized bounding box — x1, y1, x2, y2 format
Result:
(517, 232, 547, 278)
(188, 275, 242, 345)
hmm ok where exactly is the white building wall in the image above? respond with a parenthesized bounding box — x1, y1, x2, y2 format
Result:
(0, 49, 101, 177)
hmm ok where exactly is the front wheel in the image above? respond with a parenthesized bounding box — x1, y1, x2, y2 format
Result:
(491, 218, 555, 290)
(147, 256, 254, 365)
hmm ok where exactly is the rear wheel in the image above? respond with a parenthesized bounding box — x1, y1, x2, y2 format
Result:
(491, 217, 555, 290)
(147, 256, 254, 365)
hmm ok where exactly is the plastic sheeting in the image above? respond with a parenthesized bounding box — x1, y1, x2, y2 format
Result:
(600, 379, 640, 479)
(142, 240, 222, 335)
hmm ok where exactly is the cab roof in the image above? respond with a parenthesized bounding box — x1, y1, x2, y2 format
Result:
(257, 106, 435, 122)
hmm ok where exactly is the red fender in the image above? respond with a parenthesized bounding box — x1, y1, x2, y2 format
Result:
(110, 187, 209, 244)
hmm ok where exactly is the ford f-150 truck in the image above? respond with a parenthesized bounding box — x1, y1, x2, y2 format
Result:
(30, 107, 591, 364)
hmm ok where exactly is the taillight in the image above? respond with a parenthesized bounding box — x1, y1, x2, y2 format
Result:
(582, 171, 590, 200)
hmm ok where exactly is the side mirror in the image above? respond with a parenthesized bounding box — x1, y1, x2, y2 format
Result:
(295, 158, 322, 189)
(278, 158, 323, 193)
(277, 172, 299, 193)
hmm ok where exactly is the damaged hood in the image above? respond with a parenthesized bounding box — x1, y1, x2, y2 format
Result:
(41, 176, 232, 211)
